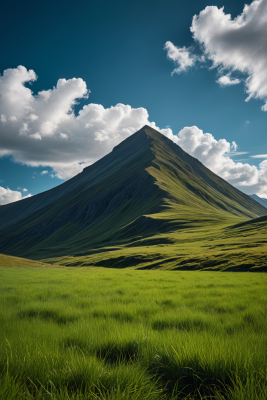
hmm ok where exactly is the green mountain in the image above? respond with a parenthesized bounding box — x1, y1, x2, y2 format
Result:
(0, 125, 266, 269)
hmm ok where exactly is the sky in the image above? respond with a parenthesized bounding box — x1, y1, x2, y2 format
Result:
(0, 0, 267, 204)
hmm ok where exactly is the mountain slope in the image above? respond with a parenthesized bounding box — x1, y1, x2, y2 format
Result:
(0, 125, 266, 261)
(249, 194, 267, 208)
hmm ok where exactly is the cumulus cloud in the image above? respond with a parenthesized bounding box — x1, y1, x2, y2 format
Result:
(190, 0, 267, 110)
(162, 125, 267, 197)
(0, 66, 169, 180)
(1, 65, 267, 198)
(165, 0, 267, 110)
(164, 41, 201, 74)
(216, 74, 241, 86)
(0, 186, 32, 205)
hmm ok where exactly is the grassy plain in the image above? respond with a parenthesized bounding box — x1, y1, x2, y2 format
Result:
(0, 266, 267, 399)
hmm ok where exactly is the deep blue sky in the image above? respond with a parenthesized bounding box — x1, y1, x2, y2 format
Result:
(0, 0, 266, 196)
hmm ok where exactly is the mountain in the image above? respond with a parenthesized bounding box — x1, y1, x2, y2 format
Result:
(0, 125, 266, 270)
(249, 194, 267, 208)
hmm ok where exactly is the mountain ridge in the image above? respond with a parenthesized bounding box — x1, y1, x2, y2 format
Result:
(249, 194, 267, 208)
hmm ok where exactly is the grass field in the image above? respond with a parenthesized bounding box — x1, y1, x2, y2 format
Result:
(1, 266, 267, 399)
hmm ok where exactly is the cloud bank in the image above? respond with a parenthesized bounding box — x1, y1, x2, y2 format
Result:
(165, 0, 267, 110)
(1, 65, 267, 199)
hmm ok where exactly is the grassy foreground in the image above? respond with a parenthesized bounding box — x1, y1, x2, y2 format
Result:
(0, 267, 267, 399)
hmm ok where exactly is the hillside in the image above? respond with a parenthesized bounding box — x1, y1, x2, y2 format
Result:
(0, 253, 61, 269)
(0, 126, 266, 269)
(250, 194, 267, 208)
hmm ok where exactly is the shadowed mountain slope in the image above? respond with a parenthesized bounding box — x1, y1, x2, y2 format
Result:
(0, 126, 266, 261)
(249, 194, 267, 208)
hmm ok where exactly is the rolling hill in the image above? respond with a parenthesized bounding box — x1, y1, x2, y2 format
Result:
(0, 125, 266, 270)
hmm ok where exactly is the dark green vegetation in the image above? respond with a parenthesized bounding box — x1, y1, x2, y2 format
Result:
(0, 126, 266, 270)
(1, 267, 267, 399)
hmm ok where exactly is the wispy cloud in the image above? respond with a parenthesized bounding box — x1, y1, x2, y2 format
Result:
(164, 41, 204, 75)
(226, 152, 249, 157)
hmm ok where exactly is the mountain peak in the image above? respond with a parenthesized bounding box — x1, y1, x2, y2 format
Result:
(0, 126, 266, 259)
(112, 125, 153, 154)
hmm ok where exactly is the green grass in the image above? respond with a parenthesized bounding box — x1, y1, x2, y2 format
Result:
(0, 254, 62, 269)
(45, 213, 267, 271)
(1, 266, 267, 399)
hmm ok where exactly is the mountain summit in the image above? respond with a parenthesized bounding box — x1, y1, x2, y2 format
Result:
(0, 126, 265, 262)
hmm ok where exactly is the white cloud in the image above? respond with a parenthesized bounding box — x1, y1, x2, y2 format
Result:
(40, 170, 48, 175)
(161, 125, 267, 197)
(0, 66, 170, 180)
(250, 154, 267, 158)
(164, 41, 199, 74)
(216, 74, 241, 86)
(231, 141, 238, 151)
(28, 114, 38, 121)
(0, 186, 32, 205)
(227, 152, 249, 156)
(29, 133, 42, 140)
(1, 65, 267, 198)
(22, 188, 28, 192)
(190, 0, 267, 110)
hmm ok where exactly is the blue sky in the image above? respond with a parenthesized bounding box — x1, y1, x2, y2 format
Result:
(0, 0, 267, 204)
